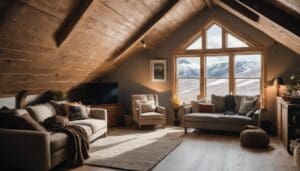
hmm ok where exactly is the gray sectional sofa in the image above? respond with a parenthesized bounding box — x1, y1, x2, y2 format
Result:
(182, 95, 261, 133)
(0, 103, 107, 171)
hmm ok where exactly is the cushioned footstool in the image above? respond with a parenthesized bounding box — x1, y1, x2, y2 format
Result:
(240, 125, 270, 148)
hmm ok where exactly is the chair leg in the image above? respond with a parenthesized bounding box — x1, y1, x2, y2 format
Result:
(139, 125, 141, 129)
(162, 124, 165, 129)
(184, 127, 187, 134)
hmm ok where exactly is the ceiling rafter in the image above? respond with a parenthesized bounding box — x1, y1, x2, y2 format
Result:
(214, 0, 300, 54)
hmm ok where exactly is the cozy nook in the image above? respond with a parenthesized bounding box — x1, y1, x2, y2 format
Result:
(0, 0, 299, 171)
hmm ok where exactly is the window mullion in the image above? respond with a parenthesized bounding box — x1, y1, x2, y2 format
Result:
(229, 53, 234, 95)
(200, 54, 205, 99)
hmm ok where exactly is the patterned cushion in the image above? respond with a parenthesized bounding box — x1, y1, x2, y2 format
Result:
(136, 100, 156, 113)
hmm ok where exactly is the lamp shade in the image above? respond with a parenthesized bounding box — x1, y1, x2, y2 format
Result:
(273, 77, 285, 86)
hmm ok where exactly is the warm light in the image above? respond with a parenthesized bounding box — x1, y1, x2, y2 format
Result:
(141, 40, 146, 48)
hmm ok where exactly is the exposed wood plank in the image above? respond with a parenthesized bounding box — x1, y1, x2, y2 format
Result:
(113, 0, 180, 62)
(214, 0, 300, 55)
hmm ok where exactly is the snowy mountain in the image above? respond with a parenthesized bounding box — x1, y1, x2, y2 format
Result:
(177, 59, 260, 78)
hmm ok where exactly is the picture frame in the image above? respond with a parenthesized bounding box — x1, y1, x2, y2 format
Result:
(150, 59, 167, 82)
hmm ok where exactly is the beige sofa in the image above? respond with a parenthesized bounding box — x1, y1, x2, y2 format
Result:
(0, 103, 107, 171)
(182, 95, 261, 133)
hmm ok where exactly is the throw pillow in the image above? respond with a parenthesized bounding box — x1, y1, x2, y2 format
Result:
(65, 104, 89, 121)
(27, 103, 56, 122)
(198, 104, 215, 113)
(211, 95, 225, 113)
(238, 98, 258, 115)
(234, 95, 259, 112)
(50, 100, 69, 116)
(139, 102, 155, 113)
(191, 98, 206, 113)
(246, 108, 258, 118)
(14, 113, 47, 132)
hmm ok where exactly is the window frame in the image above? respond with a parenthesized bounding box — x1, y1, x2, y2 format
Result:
(173, 18, 266, 107)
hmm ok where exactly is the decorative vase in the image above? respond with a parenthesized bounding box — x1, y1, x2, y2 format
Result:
(294, 145, 300, 168)
(174, 109, 180, 126)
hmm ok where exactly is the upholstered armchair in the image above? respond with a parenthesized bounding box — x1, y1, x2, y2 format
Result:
(131, 94, 166, 128)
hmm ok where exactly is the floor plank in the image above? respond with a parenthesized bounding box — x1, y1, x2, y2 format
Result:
(56, 127, 297, 171)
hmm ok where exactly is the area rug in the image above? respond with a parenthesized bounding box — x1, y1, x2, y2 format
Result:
(85, 127, 183, 171)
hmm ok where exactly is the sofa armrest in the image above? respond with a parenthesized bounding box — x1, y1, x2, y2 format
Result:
(90, 108, 107, 121)
(182, 106, 192, 115)
(253, 109, 261, 127)
(0, 129, 50, 171)
(156, 106, 166, 115)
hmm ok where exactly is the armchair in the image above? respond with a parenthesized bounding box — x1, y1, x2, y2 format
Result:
(131, 94, 166, 129)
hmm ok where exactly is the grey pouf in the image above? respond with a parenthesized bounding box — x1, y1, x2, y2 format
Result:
(240, 126, 270, 148)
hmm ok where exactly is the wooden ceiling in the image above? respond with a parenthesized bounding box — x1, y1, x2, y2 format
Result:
(0, 0, 299, 97)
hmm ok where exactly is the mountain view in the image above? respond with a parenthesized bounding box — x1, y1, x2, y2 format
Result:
(177, 57, 261, 103)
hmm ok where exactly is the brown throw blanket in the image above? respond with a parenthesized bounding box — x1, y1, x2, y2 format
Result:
(43, 116, 90, 165)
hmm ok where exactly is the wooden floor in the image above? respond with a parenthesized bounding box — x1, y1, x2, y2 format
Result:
(61, 128, 297, 171)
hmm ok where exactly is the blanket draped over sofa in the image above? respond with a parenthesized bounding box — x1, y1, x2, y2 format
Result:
(44, 116, 90, 165)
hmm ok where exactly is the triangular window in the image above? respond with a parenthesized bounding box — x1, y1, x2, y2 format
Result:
(206, 24, 222, 49)
(186, 37, 202, 50)
(226, 33, 249, 48)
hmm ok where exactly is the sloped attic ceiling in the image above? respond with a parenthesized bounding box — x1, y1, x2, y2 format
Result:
(0, 0, 299, 97)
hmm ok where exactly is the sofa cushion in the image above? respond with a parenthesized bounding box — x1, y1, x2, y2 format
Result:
(185, 113, 222, 122)
(140, 112, 163, 119)
(234, 95, 259, 112)
(217, 115, 252, 125)
(50, 132, 69, 153)
(50, 100, 69, 116)
(238, 98, 259, 115)
(64, 104, 89, 121)
(77, 124, 93, 136)
(70, 119, 106, 133)
(211, 95, 226, 113)
(27, 103, 56, 122)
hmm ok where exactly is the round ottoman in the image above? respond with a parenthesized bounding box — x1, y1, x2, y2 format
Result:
(240, 126, 270, 148)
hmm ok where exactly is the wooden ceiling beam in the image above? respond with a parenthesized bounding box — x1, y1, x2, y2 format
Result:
(214, 0, 300, 55)
(113, 0, 180, 62)
(204, 0, 214, 9)
(239, 0, 300, 36)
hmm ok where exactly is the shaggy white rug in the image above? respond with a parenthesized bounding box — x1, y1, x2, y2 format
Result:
(85, 127, 183, 171)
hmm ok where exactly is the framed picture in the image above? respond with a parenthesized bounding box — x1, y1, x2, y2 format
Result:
(150, 60, 167, 82)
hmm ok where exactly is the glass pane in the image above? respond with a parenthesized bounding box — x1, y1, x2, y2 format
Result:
(177, 57, 200, 78)
(206, 56, 229, 78)
(206, 79, 229, 100)
(186, 37, 202, 50)
(227, 33, 248, 48)
(177, 79, 200, 104)
(206, 24, 222, 49)
(235, 54, 261, 78)
(236, 79, 260, 96)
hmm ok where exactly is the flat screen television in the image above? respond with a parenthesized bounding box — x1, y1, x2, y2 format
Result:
(85, 83, 118, 104)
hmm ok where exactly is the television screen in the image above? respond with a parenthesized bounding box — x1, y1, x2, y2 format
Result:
(85, 83, 118, 104)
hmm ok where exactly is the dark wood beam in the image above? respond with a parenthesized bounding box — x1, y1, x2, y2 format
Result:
(55, 0, 93, 47)
(239, 0, 300, 36)
(205, 0, 214, 9)
(220, 0, 259, 22)
(113, 0, 180, 61)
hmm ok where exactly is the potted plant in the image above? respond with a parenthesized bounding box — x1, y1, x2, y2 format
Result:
(170, 96, 183, 126)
